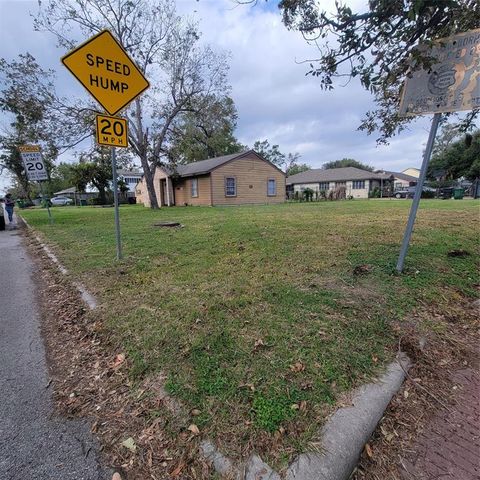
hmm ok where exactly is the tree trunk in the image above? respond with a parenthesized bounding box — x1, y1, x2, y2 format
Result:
(98, 187, 107, 205)
(140, 153, 159, 209)
(132, 97, 159, 209)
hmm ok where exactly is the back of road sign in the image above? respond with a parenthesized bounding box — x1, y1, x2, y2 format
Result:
(399, 29, 480, 116)
(61, 30, 150, 115)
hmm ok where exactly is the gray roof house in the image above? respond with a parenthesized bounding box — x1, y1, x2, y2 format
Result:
(286, 167, 391, 199)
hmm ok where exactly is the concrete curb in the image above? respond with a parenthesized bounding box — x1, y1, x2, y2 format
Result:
(20, 216, 98, 310)
(202, 354, 410, 480)
(286, 353, 411, 480)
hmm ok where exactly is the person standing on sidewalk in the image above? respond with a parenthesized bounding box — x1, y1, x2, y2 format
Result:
(3, 193, 15, 224)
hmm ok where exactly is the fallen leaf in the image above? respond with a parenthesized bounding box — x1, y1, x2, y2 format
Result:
(170, 461, 185, 477)
(404, 389, 409, 398)
(299, 400, 308, 412)
(290, 361, 305, 373)
(253, 339, 265, 351)
(188, 424, 200, 435)
(291, 403, 299, 410)
(191, 409, 201, 416)
(121, 437, 136, 452)
(365, 443, 373, 458)
(113, 353, 125, 368)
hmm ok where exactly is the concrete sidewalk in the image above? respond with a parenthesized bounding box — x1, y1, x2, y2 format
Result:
(0, 228, 107, 480)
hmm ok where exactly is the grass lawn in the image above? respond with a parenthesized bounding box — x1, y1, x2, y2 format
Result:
(21, 199, 479, 462)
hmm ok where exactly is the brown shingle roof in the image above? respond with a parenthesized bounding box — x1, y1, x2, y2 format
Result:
(175, 152, 250, 176)
(286, 167, 389, 185)
(165, 150, 285, 177)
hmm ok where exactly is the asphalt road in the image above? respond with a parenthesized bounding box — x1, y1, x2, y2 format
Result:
(0, 226, 108, 480)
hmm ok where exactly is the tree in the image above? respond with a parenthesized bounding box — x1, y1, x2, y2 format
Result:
(0, 54, 57, 198)
(36, 0, 230, 209)
(253, 140, 286, 167)
(260, 0, 479, 142)
(285, 152, 310, 176)
(75, 145, 131, 204)
(168, 95, 245, 163)
(323, 158, 373, 171)
(427, 130, 480, 181)
(0, 53, 96, 199)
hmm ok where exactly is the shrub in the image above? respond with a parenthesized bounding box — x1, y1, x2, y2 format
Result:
(303, 188, 314, 202)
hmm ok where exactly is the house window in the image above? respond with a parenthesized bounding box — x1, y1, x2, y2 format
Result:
(318, 182, 329, 190)
(225, 177, 236, 196)
(267, 179, 276, 196)
(191, 178, 198, 197)
(352, 180, 365, 189)
(335, 181, 346, 188)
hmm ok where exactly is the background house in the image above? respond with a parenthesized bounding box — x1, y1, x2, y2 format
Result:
(376, 170, 418, 190)
(402, 167, 420, 178)
(117, 169, 143, 199)
(53, 187, 97, 205)
(286, 167, 391, 199)
(136, 150, 285, 207)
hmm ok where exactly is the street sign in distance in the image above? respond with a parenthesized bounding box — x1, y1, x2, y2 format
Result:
(61, 30, 150, 116)
(399, 29, 480, 116)
(19, 145, 48, 181)
(96, 114, 129, 148)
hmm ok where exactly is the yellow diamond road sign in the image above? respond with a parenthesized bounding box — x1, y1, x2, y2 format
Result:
(61, 30, 149, 116)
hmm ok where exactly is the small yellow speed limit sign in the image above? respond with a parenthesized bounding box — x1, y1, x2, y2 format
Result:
(95, 114, 128, 148)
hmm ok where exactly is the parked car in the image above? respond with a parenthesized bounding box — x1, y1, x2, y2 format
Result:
(393, 187, 413, 199)
(50, 196, 73, 206)
(438, 187, 455, 199)
(393, 186, 435, 199)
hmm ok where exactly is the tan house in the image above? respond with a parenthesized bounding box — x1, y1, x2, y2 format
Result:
(402, 167, 420, 178)
(136, 150, 286, 207)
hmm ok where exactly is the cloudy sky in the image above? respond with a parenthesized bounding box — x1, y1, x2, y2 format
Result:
(0, 0, 444, 194)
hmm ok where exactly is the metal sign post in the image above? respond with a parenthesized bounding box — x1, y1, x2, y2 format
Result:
(396, 113, 441, 272)
(396, 29, 479, 272)
(38, 180, 53, 224)
(110, 147, 122, 260)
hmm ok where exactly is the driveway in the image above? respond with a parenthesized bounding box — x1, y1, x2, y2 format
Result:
(0, 227, 108, 480)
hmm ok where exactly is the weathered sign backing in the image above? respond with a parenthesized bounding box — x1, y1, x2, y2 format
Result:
(399, 29, 480, 116)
